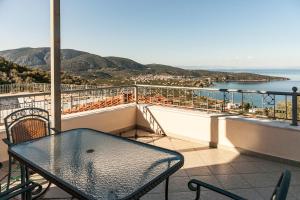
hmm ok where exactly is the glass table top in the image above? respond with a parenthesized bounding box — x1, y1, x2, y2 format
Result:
(9, 128, 183, 200)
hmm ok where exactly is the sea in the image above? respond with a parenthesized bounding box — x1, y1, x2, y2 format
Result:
(199, 68, 300, 108)
(210, 68, 300, 92)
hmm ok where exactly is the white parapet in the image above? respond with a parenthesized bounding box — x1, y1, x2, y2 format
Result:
(1, 103, 299, 163)
(137, 104, 300, 163)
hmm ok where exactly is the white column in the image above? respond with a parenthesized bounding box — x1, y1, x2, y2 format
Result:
(50, 0, 61, 131)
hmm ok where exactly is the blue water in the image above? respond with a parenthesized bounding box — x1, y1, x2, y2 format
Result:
(211, 69, 300, 92)
(197, 68, 300, 108)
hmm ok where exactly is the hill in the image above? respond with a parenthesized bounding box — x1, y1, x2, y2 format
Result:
(0, 56, 91, 85)
(0, 48, 149, 78)
(0, 47, 288, 86)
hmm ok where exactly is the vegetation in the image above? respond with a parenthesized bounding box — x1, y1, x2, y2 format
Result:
(0, 57, 91, 85)
(0, 47, 289, 87)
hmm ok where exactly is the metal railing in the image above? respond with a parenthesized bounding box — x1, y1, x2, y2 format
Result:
(0, 84, 299, 125)
(0, 85, 135, 124)
(136, 84, 300, 125)
(142, 105, 166, 136)
(0, 83, 100, 94)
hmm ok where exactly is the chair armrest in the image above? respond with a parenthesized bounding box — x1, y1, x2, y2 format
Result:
(0, 181, 42, 199)
(2, 138, 12, 146)
(188, 179, 246, 200)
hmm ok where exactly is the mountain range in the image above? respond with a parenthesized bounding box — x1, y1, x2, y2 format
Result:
(0, 47, 288, 85)
(0, 56, 90, 85)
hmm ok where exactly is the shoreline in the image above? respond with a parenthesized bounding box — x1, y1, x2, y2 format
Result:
(218, 78, 290, 83)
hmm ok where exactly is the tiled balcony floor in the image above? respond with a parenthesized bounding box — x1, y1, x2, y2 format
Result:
(1, 129, 300, 200)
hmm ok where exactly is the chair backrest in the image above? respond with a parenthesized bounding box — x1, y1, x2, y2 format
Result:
(4, 108, 51, 144)
(271, 170, 291, 200)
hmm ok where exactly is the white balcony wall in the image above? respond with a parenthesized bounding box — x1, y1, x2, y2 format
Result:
(62, 104, 136, 133)
(1, 104, 300, 163)
(0, 104, 136, 162)
(218, 116, 300, 162)
(137, 105, 300, 163)
(136, 105, 221, 145)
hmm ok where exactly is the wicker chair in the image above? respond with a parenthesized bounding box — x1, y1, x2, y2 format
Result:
(3, 108, 54, 198)
(0, 162, 42, 200)
(188, 170, 291, 200)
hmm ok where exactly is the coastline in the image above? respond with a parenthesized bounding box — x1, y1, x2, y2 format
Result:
(220, 78, 290, 83)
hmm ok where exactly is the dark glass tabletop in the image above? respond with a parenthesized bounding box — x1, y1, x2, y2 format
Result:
(9, 128, 184, 200)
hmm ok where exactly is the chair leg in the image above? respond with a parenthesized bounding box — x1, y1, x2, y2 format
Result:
(25, 167, 29, 181)
(26, 187, 33, 200)
(11, 165, 52, 199)
(165, 177, 169, 200)
(195, 185, 201, 200)
(6, 155, 12, 190)
(20, 164, 26, 200)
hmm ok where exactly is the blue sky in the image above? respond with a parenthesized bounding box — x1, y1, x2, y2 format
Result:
(0, 0, 300, 68)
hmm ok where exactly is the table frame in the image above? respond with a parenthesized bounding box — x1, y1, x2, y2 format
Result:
(9, 128, 184, 200)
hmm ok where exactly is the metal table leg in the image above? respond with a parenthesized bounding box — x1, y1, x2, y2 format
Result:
(165, 177, 169, 200)
(25, 167, 32, 200)
(6, 155, 12, 190)
(20, 164, 26, 200)
(25, 167, 29, 182)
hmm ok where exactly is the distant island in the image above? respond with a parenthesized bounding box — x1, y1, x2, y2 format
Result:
(0, 47, 289, 87)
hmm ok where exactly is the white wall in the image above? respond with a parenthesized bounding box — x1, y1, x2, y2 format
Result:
(0, 104, 136, 162)
(1, 104, 300, 163)
(218, 116, 300, 162)
(62, 104, 136, 133)
(136, 105, 221, 144)
(137, 105, 300, 163)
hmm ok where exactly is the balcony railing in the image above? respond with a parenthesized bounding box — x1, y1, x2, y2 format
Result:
(0, 85, 135, 124)
(136, 84, 300, 125)
(0, 84, 299, 125)
(0, 83, 101, 94)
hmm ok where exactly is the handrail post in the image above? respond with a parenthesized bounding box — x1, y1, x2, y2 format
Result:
(291, 87, 298, 126)
(220, 89, 227, 112)
(134, 82, 138, 104)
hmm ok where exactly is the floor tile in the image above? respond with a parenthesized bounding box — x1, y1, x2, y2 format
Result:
(208, 164, 237, 175)
(291, 172, 300, 186)
(141, 192, 164, 200)
(186, 166, 211, 177)
(189, 175, 223, 190)
(241, 173, 279, 188)
(231, 162, 266, 174)
(257, 160, 287, 173)
(172, 168, 188, 177)
(256, 186, 297, 200)
(227, 188, 264, 200)
(3, 130, 300, 200)
(148, 182, 165, 194)
(196, 190, 233, 200)
(215, 174, 251, 190)
(289, 186, 300, 200)
(168, 176, 191, 192)
(41, 185, 72, 199)
(168, 191, 197, 200)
